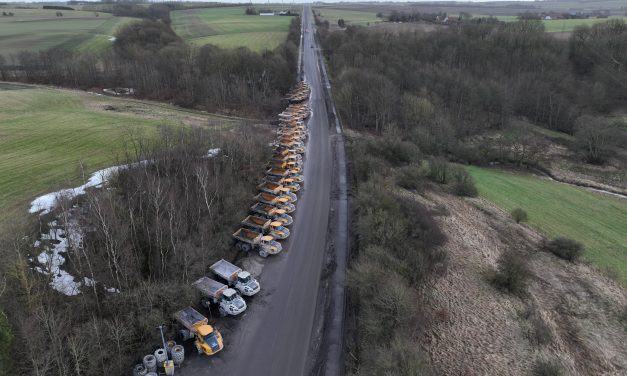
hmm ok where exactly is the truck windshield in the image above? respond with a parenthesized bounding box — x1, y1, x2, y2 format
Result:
(222, 294, 232, 302)
(238, 275, 251, 284)
(203, 332, 221, 352)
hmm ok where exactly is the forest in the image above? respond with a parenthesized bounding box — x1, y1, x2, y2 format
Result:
(319, 18, 626, 164)
(318, 16, 627, 375)
(0, 15, 301, 117)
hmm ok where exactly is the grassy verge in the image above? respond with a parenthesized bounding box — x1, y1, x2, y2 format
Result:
(0, 7, 137, 56)
(171, 6, 293, 51)
(468, 166, 627, 285)
(0, 84, 241, 220)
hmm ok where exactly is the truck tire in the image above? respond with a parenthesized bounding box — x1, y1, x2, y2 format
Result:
(259, 250, 269, 258)
(142, 354, 157, 372)
(166, 340, 176, 356)
(219, 307, 227, 317)
(171, 345, 185, 365)
(241, 243, 251, 253)
(133, 364, 148, 376)
(179, 329, 192, 341)
(154, 348, 167, 364)
(200, 297, 210, 309)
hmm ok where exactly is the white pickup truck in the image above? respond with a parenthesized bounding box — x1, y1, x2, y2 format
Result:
(192, 277, 247, 317)
(210, 259, 260, 297)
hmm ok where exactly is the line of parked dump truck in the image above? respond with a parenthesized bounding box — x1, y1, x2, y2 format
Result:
(134, 81, 311, 371)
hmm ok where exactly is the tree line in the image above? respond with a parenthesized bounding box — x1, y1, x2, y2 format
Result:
(0, 15, 302, 118)
(318, 18, 626, 164)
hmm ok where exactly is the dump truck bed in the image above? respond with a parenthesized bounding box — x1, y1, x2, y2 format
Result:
(192, 277, 227, 298)
(242, 215, 271, 229)
(174, 306, 208, 332)
(250, 202, 275, 215)
(233, 227, 262, 242)
(210, 259, 241, 282)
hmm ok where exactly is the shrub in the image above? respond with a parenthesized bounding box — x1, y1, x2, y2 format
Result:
(396, 164, 426, 191)
(427, 157, 449, 184)
(491, 252, 531, 296)
(543, 237, 583, 262)
(452, 168, 478, 197)
(511, 208, 528, 223)
(532, 359, 563, 376)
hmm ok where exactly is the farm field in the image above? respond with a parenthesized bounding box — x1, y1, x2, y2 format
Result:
(171, 6, 294, 52)
(484, 15, 627, 32)
(0, 83, 240, 220)
(315, 7, 381, 26)
(468, 166, 627, 286)
(0, 7, 137, 56)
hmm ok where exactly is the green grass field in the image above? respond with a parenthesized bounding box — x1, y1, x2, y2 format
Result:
(467, 166, 627, 285)
(0, 84, 240, 218)
(315, 8, 381, 26)
(0, 7, 136, 56)
(171, 6, 294, 52)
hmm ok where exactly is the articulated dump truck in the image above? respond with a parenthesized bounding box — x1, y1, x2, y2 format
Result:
(263, 175, 300, 192)
(174, 307, 223, 355)
(258, 181, 298, 202)
(193, 276, 247, 316)
(275, 147, 303, 159)
(250, 202, 293, 226)
(210, 259, 260, 296)
(232, 227, 282, 258)
(241, 214, 290, 240)
(266, 167, 303, 184)
(255, 192, 296, 212)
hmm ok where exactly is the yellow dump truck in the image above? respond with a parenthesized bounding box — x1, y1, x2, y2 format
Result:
(255, 192, 296, 211)
(232, 228, 282, 258)
(174, 307, 223, 356)
(241, 215, 290, 239)
(250, 202, 293, 226)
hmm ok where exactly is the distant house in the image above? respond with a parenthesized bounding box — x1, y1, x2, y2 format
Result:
(260, 12, 275, 16)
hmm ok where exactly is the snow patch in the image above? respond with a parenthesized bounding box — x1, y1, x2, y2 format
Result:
(30, 161, 148, 215)
(33, 219, 120, 296)
(205, 148, 221, 158)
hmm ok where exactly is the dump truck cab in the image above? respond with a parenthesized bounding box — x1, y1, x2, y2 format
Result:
(174, 307, 224, 356)
(269, 221, 290, 239)
(193, 277, 247, 316)
(210, 259, 260, 296)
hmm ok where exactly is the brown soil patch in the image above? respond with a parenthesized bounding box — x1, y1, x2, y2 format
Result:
(415, 190, 627, 375)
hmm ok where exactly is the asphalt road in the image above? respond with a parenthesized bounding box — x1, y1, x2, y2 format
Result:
(178, 6, 335, 376)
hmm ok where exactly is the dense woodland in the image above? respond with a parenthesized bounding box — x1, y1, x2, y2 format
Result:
(0, 15, 301, 117)
(0, 128, 272, 375)
(318, 16, 627, 375)
(319, 18, 627, 164)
